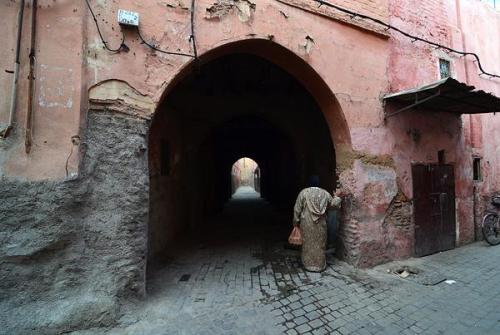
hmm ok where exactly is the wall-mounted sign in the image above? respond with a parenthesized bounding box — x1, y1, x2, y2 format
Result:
(118, 9, 140, 27)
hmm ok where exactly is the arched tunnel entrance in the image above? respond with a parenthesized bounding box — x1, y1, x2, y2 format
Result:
(147, 49, 339, 291)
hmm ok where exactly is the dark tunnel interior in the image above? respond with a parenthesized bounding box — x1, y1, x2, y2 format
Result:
(148, 53, 336, 263)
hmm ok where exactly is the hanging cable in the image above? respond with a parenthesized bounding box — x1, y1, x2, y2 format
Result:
(85, 0, 125, 53)
(25, 0, 37, 154)
(190, 0, 199, 59)
(1, 0, 25, 139)
(136, 27, 195, 58)
(313, 0, 499, 79)
(86, 0, 195, 57)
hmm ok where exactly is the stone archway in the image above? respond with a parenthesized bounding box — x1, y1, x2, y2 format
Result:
(85, 39, 357, 300)
(156, 39, 352, 149)
(147, 40, 355, 271)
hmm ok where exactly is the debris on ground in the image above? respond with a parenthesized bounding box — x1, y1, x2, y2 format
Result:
(392, 265, 420, 278)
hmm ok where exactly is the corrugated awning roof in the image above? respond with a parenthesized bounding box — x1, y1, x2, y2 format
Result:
(383, 77, 500, 118)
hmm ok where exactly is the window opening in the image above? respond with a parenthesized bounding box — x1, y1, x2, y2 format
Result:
(439, 59, 451, 79)
(473, 158, 482, 181)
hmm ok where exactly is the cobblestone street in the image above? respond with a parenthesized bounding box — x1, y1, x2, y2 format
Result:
(72, 190, 500, 335)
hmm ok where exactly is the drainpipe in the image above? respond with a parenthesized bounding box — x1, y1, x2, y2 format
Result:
(473, 185, 477, 241)
(25, 0, 37, 153)
(1, 0, 25, 139)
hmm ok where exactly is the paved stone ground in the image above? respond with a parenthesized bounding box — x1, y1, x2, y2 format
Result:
(71, 188, 500, 335)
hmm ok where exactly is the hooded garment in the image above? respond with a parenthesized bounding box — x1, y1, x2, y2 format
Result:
(294, 187, 341, 224)
(293, 187, 341, 272)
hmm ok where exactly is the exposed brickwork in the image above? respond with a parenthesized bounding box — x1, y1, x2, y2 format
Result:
(388, 0, 452, 91)
(390, 0, 450, 43)
(383, 192, 413, 258)
(335, 0, 388, 21)
(337, 195, 361, 264)
(276, 0, 390, 37)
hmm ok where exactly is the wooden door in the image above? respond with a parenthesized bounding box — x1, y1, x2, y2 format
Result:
(412, 164, 456, 257)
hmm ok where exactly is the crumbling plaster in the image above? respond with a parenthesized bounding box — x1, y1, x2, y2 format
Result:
(0, 5, 499, 331)
(88, 80, 156, 118)
(0, 0, 396, 181)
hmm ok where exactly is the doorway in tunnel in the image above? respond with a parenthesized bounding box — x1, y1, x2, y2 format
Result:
(147, 46, 339, 288)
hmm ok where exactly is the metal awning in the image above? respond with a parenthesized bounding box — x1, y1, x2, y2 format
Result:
(383, 77, 500, 118)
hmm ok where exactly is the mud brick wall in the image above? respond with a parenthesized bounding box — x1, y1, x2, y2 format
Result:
(0, 111, 149, 334)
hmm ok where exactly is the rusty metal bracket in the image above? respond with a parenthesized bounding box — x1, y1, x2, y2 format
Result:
(385, 90, 441, 119)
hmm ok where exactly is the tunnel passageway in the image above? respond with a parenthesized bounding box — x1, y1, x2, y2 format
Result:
(147, 50, 337, 289)
(232, 186, 261, 199)
(145, 192, 328, 321)
(231, 157, 261, 197)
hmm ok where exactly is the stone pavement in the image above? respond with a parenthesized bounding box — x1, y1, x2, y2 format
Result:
(71, 190, 500, 335)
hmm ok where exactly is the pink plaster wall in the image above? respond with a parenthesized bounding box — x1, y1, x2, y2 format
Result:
(385, 0, 500, 250)
(0, 1, 85, 179)
(459, 1, 500, 195)
(1, 0, 392, 180)
(1, 0, 499, 266)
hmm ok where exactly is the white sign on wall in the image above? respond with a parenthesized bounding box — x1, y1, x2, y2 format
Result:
(117, 9, 140, 27)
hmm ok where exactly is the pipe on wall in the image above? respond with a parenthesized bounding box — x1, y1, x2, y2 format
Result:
(473, 185, 477, 241)
(1, 0, 25, 139)
(25, 0, 37, 153)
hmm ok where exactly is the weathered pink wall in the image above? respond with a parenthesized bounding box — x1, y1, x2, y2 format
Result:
(459, 1, 500, 241)
(1, 0, 393, 179)
(326, 0, 499, 263)
(0, 1, 85, 179)
(384, 0, 500, 250)
(459, 0, 500, 189)
(1, 0, 499, 266)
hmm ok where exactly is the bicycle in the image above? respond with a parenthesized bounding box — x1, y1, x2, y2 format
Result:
(482, 195, 500, 246)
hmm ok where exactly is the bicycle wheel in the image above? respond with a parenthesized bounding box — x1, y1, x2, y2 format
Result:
(482, 213, 500, 246)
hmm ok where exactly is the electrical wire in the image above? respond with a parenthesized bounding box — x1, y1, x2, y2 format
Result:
(87, 0, 496, 79)
(190, 0, 199, 59)
(313, 0, 499, 79)
(136, 27, 196, 58)
(86, 0, 195, 57)
(85, 0, 124, 53)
